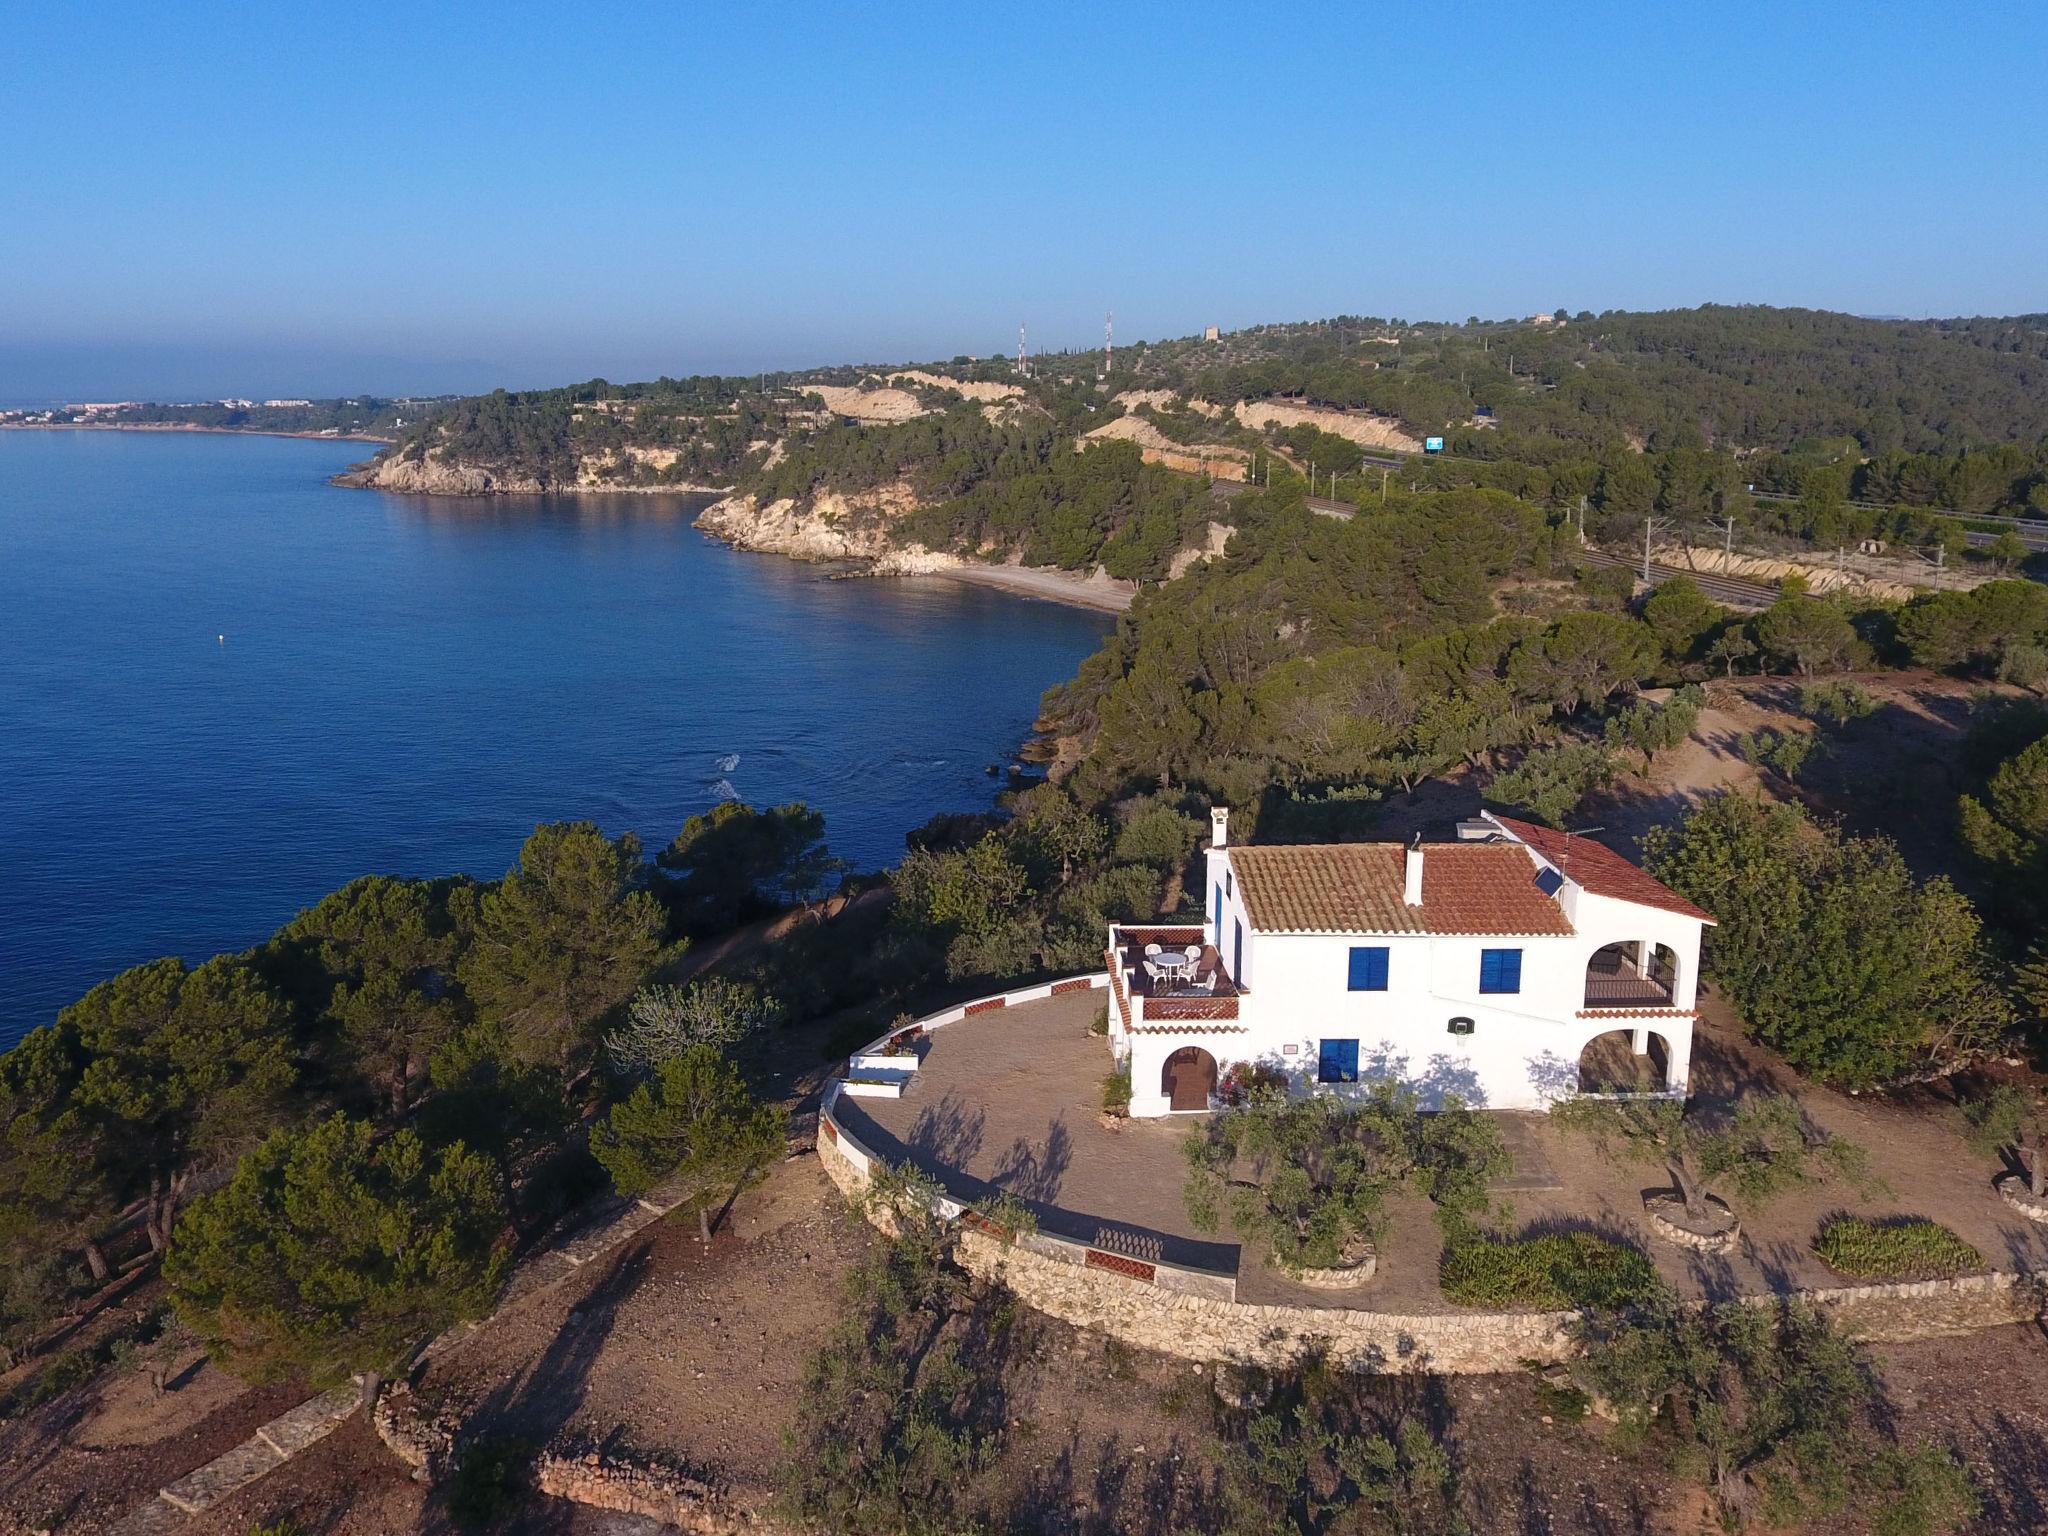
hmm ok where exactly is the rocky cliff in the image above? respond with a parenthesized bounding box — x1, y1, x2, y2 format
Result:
(333, 449, 548, 495)
(332, 446, 732, 496)
(693, 481, 959, 571)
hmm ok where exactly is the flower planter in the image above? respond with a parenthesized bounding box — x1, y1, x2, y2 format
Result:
(1290, 1240, 1378, 1289)
(1644, 1192, 1739, 1253)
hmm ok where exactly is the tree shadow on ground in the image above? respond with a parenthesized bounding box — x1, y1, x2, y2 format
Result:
(991, 1116, 1073, 1205)
(836, 1098, 1240, 1271)
(1002, 1428, 1212, 1536)
(906, 1090, 986, 1170)
(1510, 1455, 1658, 1536)
(1974, 1407, 2048, 1533)
(469, 1238, 652, 1450)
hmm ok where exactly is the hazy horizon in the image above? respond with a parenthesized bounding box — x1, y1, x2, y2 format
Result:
(6, 3, 2045, 402)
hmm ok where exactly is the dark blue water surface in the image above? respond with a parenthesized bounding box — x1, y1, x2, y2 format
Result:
(0, 430, 1112, 1045)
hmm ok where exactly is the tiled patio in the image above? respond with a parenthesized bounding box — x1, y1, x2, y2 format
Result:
(831, 990, 2048, 1311)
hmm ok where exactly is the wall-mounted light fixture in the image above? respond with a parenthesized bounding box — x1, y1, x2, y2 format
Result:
(1447, 1016, 1475, 1036)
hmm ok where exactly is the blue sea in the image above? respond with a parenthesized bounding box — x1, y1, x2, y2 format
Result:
(0, 430, 1113, 1044)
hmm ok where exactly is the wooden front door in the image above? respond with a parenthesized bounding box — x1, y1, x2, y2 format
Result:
(1164, 1047, 1217, 1112)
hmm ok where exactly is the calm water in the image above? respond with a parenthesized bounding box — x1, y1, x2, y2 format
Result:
(0, 430, 1112, 1044)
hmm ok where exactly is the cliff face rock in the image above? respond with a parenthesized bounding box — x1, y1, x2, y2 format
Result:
(333, 446, 733, 496)
(694, 481, 952, 566)
(332, 449, 546, 495)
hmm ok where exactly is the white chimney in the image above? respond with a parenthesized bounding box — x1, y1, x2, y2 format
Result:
(1210, 805, 1230, 849)
(1403, 835, 1425, 906)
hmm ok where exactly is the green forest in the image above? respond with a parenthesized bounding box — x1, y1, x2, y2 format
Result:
(7, 306, 2048, 1524)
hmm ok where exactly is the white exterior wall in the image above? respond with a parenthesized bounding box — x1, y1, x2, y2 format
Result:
(1202, 846, 1256, 989)
(1144, 842, 1706, 1116)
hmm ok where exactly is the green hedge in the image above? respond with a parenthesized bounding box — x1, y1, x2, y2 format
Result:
(1814, 1217, 1982, 1281)
(1440, 1232, 1664, 1309)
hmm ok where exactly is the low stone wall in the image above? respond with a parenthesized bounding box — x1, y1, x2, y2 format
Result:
(819, 1045, 2048, 1376)
(1783, 1271, 2048, 1343)
(956, 1224, 1575, 1373)
(535, 1451, 752, 1533)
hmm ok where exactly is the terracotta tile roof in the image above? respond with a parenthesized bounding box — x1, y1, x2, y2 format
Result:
(1226, 842, 1573, 936)
(1487, 814, 1714, 924)
(1575, 1007, 1699, 1019)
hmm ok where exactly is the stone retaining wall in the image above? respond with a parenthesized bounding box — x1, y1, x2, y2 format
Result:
(535, 1451, 754, 1533)
(819, 1045, 2048, 1375)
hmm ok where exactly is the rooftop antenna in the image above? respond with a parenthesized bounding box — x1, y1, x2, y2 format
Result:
(1559, 824, 1604, 873)
(1017, 322, 1030, 378)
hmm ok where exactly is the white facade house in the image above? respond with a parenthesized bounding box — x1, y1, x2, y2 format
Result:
(1106, 810, 1712, 1118)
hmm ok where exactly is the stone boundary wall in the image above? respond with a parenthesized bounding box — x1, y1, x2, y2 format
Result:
(818, 1003, 2048, 1375)
(535, 1450, 755, 1533)
(825, 972, 1247, 1310)
(841, 972, 1112, 1062)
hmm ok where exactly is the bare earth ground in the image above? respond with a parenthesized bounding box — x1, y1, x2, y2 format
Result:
(14, 1142, 2048, 1535)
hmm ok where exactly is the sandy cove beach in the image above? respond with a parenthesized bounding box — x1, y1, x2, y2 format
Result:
(925, 561, 1134, 613)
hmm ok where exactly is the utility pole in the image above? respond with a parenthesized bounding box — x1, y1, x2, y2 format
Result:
(1715, 513, 1736, 562)
(1642, 516, 1671, 583)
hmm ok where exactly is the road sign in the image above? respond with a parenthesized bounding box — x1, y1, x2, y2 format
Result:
(1424, 436, 1444, 454)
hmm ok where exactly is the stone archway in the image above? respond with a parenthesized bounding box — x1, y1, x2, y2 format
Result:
(1577, 1028, 1672, 1093)
(1162, 1046, 1218, 1112)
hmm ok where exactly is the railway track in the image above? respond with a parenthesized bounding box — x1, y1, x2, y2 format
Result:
(1577, 547, 1777, 610)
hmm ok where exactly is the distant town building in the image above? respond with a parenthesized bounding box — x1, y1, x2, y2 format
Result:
(262, 399, 312, 408)
(1203, 325, 1220, 342)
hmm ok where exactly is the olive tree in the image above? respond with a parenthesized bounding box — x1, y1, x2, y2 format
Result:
(1552, 1093, 1872, 1228)
(1184, 1083, 1505, 1272)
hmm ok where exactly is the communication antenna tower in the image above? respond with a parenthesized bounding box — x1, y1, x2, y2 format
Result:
(1102, 311, 1114, 376)
(1017, 323, 1030, 377)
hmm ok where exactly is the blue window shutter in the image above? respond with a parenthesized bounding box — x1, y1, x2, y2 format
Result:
(1233, 919, 1243, 980)
(1318, 1038, 1360, 1083)
(1347, 946, 1389, 991)
(1212, 882, 1221, 922)
(1479, 948, 1523, 994)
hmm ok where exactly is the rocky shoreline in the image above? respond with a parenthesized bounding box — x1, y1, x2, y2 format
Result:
(332, 452, 1133, 614)
(330, 449, 730, 497)
(694, 487, 1134, 612)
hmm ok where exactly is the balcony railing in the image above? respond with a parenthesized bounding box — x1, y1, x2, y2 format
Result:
(1582, 969, 1675, 1009)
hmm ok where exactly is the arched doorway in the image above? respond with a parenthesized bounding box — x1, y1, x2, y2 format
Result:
(1162, 1046, 1218, 1112)
(1577, 1029, 1671, 1093)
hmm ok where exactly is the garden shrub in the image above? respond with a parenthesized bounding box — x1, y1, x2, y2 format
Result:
(1440, 1231, 1664, 1309)
(1100, 1058, 1132, 1113)
(1814, 1217, 1982, 1280)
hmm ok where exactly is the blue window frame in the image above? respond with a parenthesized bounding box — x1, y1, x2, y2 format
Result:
(1479, 948, 1523, 994)
(1212, 881, 1222, 923)
(1347, 946, 1389, 991)
(1317, 1038, 1360, 1083)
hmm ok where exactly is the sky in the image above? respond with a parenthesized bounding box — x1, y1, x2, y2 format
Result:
(3, 2, 2044, 401)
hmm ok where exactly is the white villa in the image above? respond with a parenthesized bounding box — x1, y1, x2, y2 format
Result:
(1107, 809, 1713, 1117)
